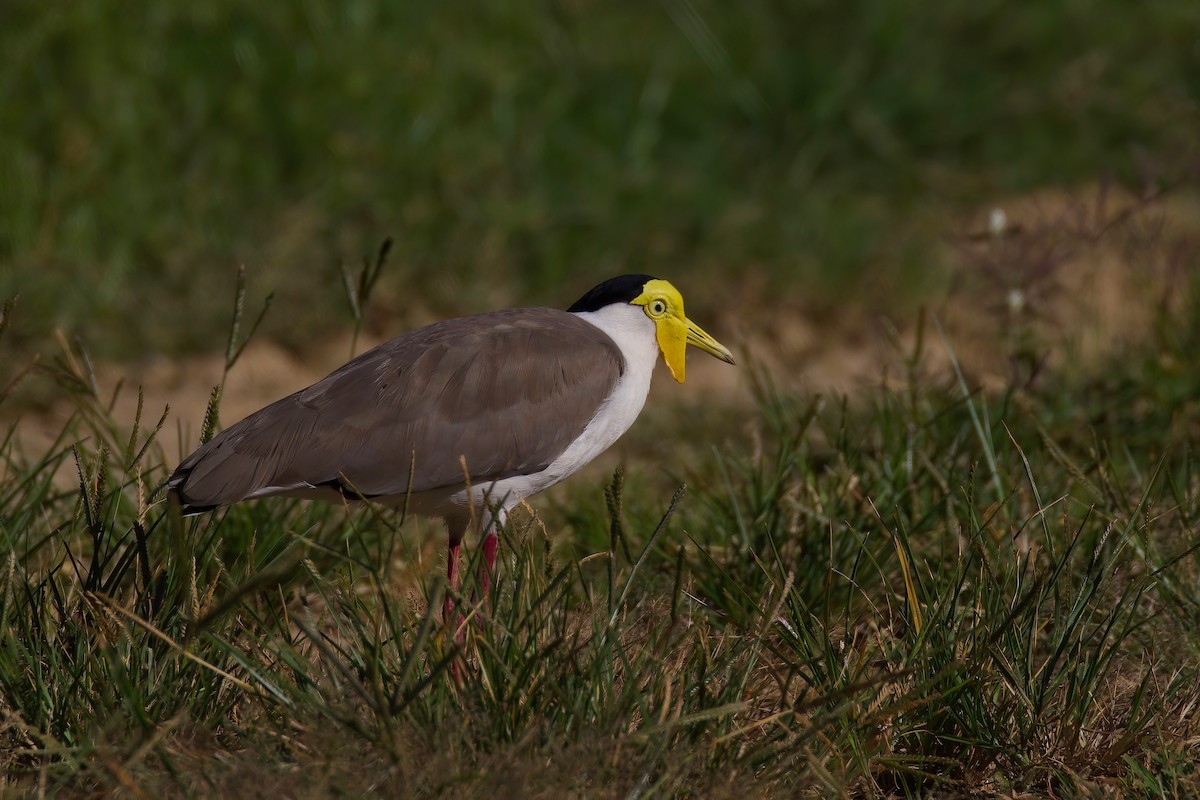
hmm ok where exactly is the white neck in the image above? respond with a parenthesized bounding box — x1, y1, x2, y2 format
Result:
(449, 303, 661, 512)
(563, 302, 660, 455)
(571, 303, 660, 380)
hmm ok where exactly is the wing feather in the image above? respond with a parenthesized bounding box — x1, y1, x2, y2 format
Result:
(168, 308, 623, 510)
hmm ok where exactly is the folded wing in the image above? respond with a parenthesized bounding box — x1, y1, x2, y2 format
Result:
(168, 308, 623, 511)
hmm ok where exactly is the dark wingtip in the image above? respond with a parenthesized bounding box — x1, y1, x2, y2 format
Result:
(164, 469, 221, 516)
(180, 503, 220, 516)
(315, 477, 378, 502)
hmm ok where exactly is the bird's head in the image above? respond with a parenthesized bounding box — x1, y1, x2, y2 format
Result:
(569, 275, 736, 383)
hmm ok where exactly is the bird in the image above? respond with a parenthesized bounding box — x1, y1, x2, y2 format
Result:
(167, 274, 735, 621)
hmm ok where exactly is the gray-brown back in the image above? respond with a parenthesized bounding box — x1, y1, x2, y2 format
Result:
(168, 308, 624, 510)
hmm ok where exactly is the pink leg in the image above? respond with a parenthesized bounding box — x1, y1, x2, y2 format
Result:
(443, 540, 462, 626)
(479, 531, 499, 609)
(477, 505, 509, 614)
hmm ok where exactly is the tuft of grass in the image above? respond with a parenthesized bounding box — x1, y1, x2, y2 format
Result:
(5, 253, 1200, 796)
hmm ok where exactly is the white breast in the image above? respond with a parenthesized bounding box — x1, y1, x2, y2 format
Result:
(446, 303, 659, 514)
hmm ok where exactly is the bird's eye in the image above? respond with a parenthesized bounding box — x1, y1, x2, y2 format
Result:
(649, 299, 667, 316)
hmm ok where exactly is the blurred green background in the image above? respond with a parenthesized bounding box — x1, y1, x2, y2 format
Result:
(2, 0, 1197, 360)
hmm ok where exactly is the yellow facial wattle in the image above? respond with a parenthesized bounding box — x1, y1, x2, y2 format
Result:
(631, 279, 736, 383)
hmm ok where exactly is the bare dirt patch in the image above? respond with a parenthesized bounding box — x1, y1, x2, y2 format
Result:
(729, 183, 1199, 396)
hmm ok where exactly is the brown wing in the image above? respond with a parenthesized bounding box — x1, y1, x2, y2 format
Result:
(168, 308, 624, 511)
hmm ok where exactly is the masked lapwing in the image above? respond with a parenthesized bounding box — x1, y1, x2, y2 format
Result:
(167, 275, 735, 620)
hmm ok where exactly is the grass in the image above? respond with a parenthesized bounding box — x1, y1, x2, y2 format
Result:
(2, 1, 1198, 359)
(4, 2, 1200, 795)
(4, 232, 1200, 796)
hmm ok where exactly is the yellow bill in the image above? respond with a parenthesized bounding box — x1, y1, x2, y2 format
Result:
(659, 316, 736, 384)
